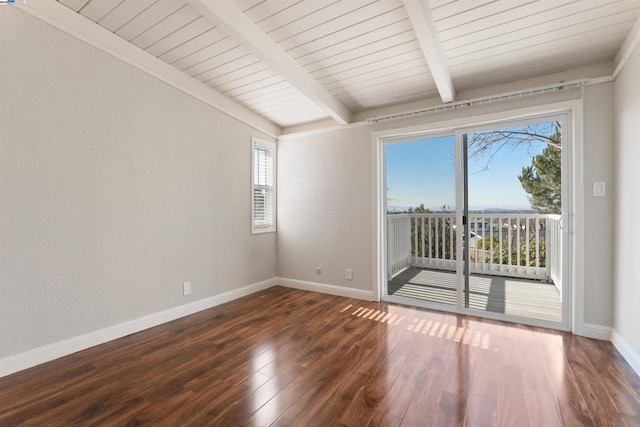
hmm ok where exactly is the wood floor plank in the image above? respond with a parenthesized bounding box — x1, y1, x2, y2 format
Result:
(516, 326, 562, 427)
(561, 334, 626, 426)
(1, 286, 639, 426)
(537, 333, 595, 427)
(431, 335, 478, 427)
(337, 327, 420, 426)
(464, 359, 499, 426)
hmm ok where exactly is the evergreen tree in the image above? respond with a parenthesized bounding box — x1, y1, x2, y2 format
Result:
(518, 146, 561, 214)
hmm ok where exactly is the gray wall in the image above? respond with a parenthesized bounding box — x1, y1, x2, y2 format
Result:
(278, 87, 615, 328)
(0, 8, 276, 358)
(613, 44, 640, 357)
(582, 83, 615, 327)
(277, 125, 374, 290)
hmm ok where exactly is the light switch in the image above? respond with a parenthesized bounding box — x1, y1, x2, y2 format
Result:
(593, 181, 606, 197)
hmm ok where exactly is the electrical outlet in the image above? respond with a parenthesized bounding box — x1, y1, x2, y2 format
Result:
(316, 267, 322, 274)
(183, 281, 192, 295)
(345, 269, 353, 280)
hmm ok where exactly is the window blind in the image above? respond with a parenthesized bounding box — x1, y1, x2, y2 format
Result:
(252, 139, 276, 233)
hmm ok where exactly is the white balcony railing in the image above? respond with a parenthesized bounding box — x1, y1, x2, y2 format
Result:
(388, 213, 562, 284)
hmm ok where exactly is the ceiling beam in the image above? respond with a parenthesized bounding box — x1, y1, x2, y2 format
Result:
(613, 15, 640, 79)
(402, 0, 456, 103)
(186, 0, 352, 125)
(19, 0, 281, 137)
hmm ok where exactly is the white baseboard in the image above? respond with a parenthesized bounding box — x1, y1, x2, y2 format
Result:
(611, 329, 640, 377)
(277, 277, 375, 301)
(0, 277, 277, 379)
(576, 322, 612, 340)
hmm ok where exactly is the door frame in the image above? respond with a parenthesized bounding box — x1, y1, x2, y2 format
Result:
(373, 99, 583, 332)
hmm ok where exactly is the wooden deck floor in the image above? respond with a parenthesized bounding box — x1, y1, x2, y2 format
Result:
(389, 267, 562, 323)
(2, 286, 639, 426)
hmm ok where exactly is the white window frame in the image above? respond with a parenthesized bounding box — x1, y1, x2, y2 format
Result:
(251, 137, 276, 234)
(373, 99, 582, 333)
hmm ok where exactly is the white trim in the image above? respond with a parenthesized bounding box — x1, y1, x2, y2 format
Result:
(402, 0, 455, 103)
(372, 131, 382, 301)
(0, 278, 277, 378)
(576, 323, 612, 341)
(186, 0, 351, 125)
(612, 329, 640, 377)
(251, 137, 277, 234)
(18, 0, 280, 138)
(613, 15, 640, 79)
(277, 278, 375, 301)
(570, 99, 584, 335)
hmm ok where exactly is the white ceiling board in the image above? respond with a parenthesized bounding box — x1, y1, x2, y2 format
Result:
(235, 0, 268, 12)
(144, 16, 214, 57)
(244, 95, 308, 118)
(197, 56, 265, 86)
(171, 37, 239, 71)
(158, 27, 228, 64)
(213, 68, 279, 94)
(293, 14, 413, 66)
(303, 30, 419, 73)
(448, 20, 635, 69)
(79, 0, 124, 23)
(116, 0, 186, 42)
(338, 84, 439, 111)
(222, 75, 286, 98)
(131, 5, 201, 50)
(322, 57, 430, 89)
(454, 50, 617, 92)
(403, 0, 455, 102)
(184, 45, 249, 77)
(310, 46, 423, 80)
(439, 0, 638, 44)
(237, 86, 301, 108)
(333, 71, 434, 99)
(451, 37, 625, 91)
(433, 0, 536, 32)
(327, 66, 433, 96)
(447, 10, 638, 61)
(250, 0, 339, 34)
(242, 0, 302, 23)
(188, 0, 352, 124)
(58, 0, 90, 12)
(431, 0, 497, 22)
(274, 1, 403, 51)
(229, 81, 296, 104)
(438, 0, 573, 42)
(99, 0, 158, 32)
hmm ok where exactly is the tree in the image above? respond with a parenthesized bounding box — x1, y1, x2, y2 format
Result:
(467, 121, 561, 171)
(518, 146, 561, 214)
(468, 121, 562, 214)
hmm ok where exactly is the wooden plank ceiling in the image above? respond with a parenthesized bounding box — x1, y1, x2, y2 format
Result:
(58, 0, 640, 128)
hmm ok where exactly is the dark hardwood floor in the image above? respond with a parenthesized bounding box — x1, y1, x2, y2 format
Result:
(1, 286, 640, 426)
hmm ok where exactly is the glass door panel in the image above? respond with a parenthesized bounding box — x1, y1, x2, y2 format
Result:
(463, 119, 564, 323)
(385, 135, 458, 307)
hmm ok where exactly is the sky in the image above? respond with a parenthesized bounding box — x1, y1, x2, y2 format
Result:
(386, 124, 554, 212)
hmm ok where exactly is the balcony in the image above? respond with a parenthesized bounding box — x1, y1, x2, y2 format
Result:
(387, 213, 562, 322)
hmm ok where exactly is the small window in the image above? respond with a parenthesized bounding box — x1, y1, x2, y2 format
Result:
(251, 138, 276, 234)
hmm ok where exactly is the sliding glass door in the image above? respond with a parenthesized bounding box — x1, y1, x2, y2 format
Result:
(384, 115, 568, 328)
(385, 133, 457, 308)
